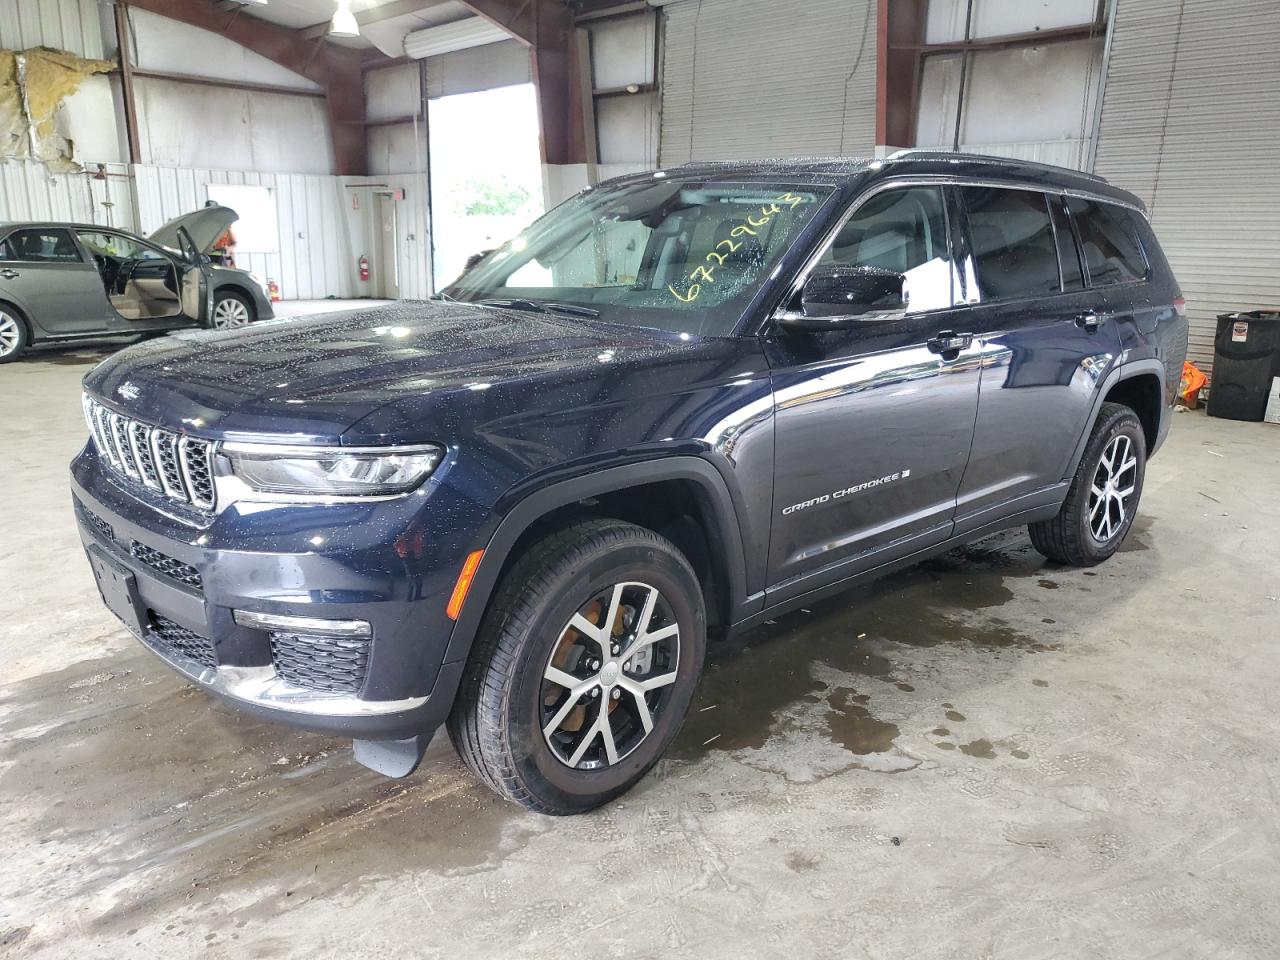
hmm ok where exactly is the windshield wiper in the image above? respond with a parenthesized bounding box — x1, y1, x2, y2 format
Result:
(477, 298, 600, 318)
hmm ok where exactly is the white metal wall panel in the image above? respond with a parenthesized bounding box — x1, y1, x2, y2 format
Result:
(126, 9, 319, 91)
(0, 159, 135, 229)
(657, 0, 877, 165)
(0, 0, 104, 57)
(134, 164, 358, 301)
(135, 77, 334, 176)
(1093, 0, 1280, 374)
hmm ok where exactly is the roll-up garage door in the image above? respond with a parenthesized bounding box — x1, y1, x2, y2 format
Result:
(1093, 0, 1280, 375)
(655, 0, 877, 166)
(424, 39, 531, 99)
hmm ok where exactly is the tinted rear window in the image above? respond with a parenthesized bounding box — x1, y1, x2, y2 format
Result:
(1067, 198, 1148, 286)
(962, 188, 1061, 302)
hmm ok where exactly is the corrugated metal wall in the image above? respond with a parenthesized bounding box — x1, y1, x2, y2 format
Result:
(656, 0, 877, 165)
(134, 165, 358, 301)
(0, 0, 103, 57)
(1093, 0, 1280, 374)
(0, 160, 135, 229)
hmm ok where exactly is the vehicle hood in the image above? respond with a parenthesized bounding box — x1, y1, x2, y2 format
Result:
(147, 205, 238, 254)
(82, 301, 723, 444)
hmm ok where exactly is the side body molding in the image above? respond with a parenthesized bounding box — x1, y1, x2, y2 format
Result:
(441, 456, 754, 666)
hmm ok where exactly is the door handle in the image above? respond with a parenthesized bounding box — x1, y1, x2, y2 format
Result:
(927, 331, 973, 358)
(0, 269, 18, 280)
(1075, 312, 1103, 332)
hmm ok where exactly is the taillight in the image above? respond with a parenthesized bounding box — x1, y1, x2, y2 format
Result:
(1173, 296, 1187, 318)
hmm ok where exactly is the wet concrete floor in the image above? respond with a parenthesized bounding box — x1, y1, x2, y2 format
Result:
(3, 358, 1279, 959)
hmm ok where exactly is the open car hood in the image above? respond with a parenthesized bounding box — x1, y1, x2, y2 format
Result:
(147, 205, 238, 255)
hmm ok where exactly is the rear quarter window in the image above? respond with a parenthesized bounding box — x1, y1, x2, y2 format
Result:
(962, 187, 1062, 302)
(1066, 197, 1149, 286)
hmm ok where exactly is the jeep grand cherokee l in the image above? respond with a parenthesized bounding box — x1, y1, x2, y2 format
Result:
(72, 153, 1187, 814)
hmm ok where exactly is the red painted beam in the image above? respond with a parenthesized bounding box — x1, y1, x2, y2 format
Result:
(877, 0, 927, 148)
(459, 0, 587, 166)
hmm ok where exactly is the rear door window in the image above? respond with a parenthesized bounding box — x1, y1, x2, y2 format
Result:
(1066, 197, 1149, 286)
(1, 227, 83, 263)
(961, 187, 1061, 302)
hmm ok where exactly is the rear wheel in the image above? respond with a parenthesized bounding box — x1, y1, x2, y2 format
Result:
(447, 519, 706, 814)
(0, 306, 29, 362)
(210, 289, 253, 329)
(1029, 402, 1146, 566)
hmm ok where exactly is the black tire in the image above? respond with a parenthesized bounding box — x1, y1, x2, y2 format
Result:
(208, 289, 255, 330)
(0, 303, 30, 363)
(1029, 402, 1147, 566)
(447, 518, 707, 815)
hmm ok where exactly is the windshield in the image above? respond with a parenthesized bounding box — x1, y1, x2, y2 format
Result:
(445, 177, 834, 336)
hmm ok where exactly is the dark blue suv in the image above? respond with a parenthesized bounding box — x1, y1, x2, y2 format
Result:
(72, 154, 1186, 814)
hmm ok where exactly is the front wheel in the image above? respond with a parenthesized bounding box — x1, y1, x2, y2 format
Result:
(209, 289, 254, 329)
(1029, 402, 1147, 566)
(447, 519, 707, 815)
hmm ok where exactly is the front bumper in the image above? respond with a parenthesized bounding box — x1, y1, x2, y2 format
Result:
(70, 444, 475, 740)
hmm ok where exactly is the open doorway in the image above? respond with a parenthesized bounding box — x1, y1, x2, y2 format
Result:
(427, 83, 543, 289)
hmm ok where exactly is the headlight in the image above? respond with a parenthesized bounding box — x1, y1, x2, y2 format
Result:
(222, 442, 443, 496)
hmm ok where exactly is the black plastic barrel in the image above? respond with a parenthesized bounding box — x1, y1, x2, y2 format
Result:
(1207, 311, 1280, 422)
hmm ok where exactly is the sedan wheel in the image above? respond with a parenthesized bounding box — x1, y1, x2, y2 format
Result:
(0, 309, 28, 362)
(211, 295, 251, 329)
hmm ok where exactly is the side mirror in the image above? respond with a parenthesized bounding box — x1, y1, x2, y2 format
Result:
(781, 265, 906, 330)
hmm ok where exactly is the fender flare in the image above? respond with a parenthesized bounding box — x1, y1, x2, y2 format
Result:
(441, 456, 750, 665)
(1064, 358, 1167, 481)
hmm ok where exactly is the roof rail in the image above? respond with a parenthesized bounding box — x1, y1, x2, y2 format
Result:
(884, 149, 1109, 184)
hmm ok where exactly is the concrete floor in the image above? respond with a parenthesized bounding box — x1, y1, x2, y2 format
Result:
(2, 348, 1278, 959)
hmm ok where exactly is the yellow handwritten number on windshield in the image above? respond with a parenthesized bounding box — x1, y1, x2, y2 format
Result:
(667, 192, 810, 304)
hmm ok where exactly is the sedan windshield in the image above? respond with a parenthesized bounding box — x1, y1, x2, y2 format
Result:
(445, 177, 834, 336)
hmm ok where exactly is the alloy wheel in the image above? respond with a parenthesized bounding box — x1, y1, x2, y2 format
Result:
(1088, 433, 1138, 542)
(212, 297, 250, 329)
(540, 581, 681, 770)
(0, 311, 20, 357)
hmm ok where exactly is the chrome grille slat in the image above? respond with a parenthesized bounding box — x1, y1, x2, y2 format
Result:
(129, 422, 161, 489)
(94, 406, 121, 469)
(83, 397, 215, 511)
(179, 436, 215, 509)
(109, 413, 140, 479)
(152, 430, 189, 502)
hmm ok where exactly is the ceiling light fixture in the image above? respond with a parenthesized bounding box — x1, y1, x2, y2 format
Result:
(329, 0, 360, 37)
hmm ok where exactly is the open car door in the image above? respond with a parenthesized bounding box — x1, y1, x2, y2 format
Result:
(176, 227, 211, 325)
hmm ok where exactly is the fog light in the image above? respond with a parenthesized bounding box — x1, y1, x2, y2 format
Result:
(233, 610, 372, 638)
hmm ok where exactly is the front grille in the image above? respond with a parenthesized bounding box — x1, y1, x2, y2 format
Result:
(148, 613, 216, 669)
(270, 632, 370, 695)
(83, 396, 217, 510)
(78, 503, 114, 543)
(131, 540, 203, 589)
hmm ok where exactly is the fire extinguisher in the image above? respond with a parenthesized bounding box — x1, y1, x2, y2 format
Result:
(359, 255, 369, 283)
(266, 278, 281, 302)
